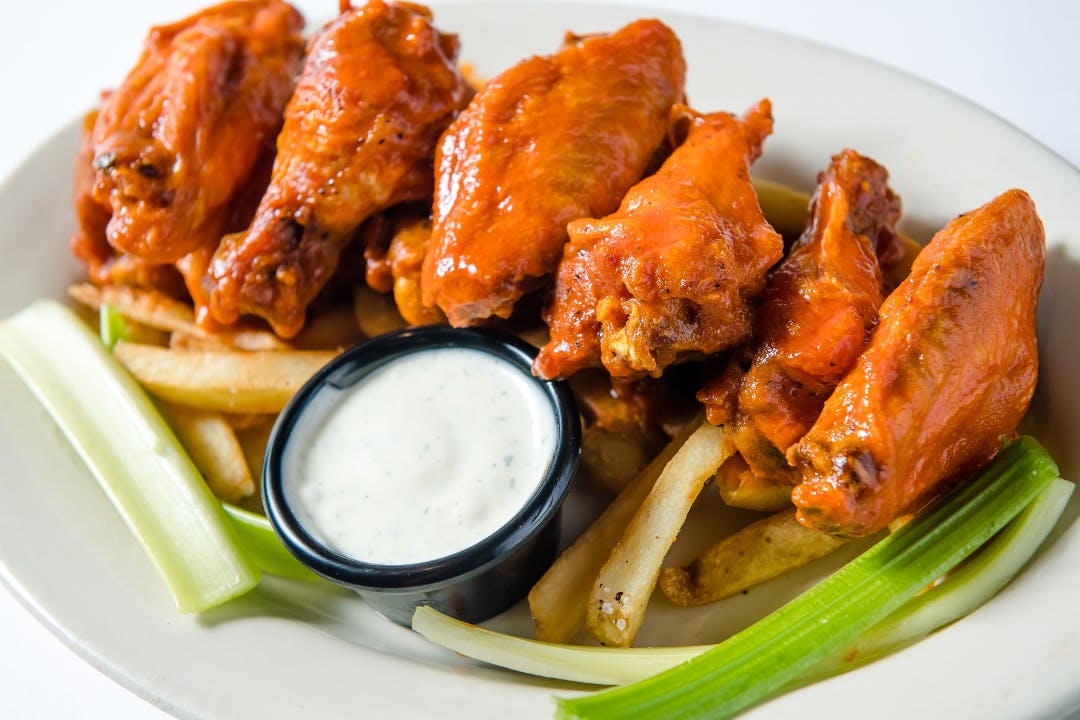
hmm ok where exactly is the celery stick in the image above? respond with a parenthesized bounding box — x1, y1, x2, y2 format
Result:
(0, 300, 260, 612)
(221, 503, 325, 582)
(412, 606, 712, 685)
(99, 303, 129, 350)
(555, 437, 1058, 720)
(412, 473, 1070, 689)
(810, 476, 1074, 678)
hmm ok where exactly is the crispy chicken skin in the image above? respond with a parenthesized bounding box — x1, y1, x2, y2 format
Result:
(89, 0, 304, 264)
(386, 215, 446, 325)
(534, 101, 783, 381)
(698, 151, 901, 507)
(790, 189, 1044, 537)
(209, 0, 468, 337)
(421, 19, 686, 326)
(71, 109, 188, 298)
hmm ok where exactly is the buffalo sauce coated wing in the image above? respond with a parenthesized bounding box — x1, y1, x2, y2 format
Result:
(697, 151, 901, 508)
(534, 101, 783, 381)
(208, 0, 468, 337)
(421, 20, 687, 326)
(90, 0, 305, 263)
(71, 109, 188, 298)
(790, 189, 1045, 537)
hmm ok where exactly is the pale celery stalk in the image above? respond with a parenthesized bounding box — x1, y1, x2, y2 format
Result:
(412, 444, 1067, 701)
(556, 437, 1058, 720)
(0, 300, 260, 612)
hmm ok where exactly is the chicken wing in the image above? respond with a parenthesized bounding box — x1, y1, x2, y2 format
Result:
(790, 189, 1044, 536)
(89, 0, 304, 264)
(421, 19, 686, 326)
(534, 101, 783, 381)
(208, 0, 469, 337)
(697, 151, 901, 508)
(71, 108, 188, 298)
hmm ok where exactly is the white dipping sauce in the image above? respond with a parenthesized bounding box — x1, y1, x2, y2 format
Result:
(284, 347, 557, 565)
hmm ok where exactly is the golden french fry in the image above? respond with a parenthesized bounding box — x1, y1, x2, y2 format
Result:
(157, 401, 254, 503)
(586, 422, 733, 647)
(579, 427, 653, 495)
(753, 178, 811, 240)
(114, 341, 336, 414)
(353, 284, 406, 338)
(528, 416, 705, 644)
(290, 306, 364, 350)
(169, 330, 234, 352)
(70, 283, 290, 351)
(659, 508, 846, 607)
(69, 283, 197, 334)
(235, 417, 276, 480)
(222, 412, 276, 431)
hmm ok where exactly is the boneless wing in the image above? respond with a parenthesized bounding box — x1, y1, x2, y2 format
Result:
(534, 101, 783, 381)
(698, 151, 901, 507)
(89, 0, 304, 263)
(790, 189, 1044, 536)
(208, 0, 468, 337)
(421, 19, 687, 326)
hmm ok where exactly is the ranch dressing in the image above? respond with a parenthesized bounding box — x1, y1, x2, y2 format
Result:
(283, 347, 557, 565)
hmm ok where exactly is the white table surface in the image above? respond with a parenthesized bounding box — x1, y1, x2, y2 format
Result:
(0, 1, 1076, 717)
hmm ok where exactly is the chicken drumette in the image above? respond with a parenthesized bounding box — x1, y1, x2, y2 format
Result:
(790, 189, 1044, 536)
(421, 19, 687, 326)
(697, 150, 902, 509)
(88, 0, 305, 264)
(209, 0, 469, 337)
(534, 100, 783, 381)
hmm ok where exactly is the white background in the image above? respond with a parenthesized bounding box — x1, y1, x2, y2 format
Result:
(0, 1, 1076, 717)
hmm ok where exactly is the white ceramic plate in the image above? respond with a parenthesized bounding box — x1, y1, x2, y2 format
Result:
(1, 2, 1077, 718)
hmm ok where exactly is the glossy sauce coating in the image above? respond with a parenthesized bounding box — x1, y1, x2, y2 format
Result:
(209, 0, 468, 337)
(89, 0, 304, 264)
(71, 108, 188, 298)
(790, 189, 1044, 536)
(421, 19, 686, 326)
(699, 151, 901, 507)
(534, 101, 782, 380)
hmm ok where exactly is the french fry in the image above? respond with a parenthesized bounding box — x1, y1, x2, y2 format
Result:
(353, 284, 407, 338)
(69, 283, 198, 335)
(70, 283, 290, 351)
(529, 416, 705, 643)
(157, 401, 255, 503)
(579, 426, 653, 495)
(586, 422, 733, 647)
(235, 417, 276, 480)
(660, 508, 846, 606)
(753, 178, 811, 240)
(113, 342, 336, 414)
(290, 306, 364, 350)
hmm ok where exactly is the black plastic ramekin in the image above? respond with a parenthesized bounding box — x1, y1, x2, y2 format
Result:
(263, 325, 580, 626)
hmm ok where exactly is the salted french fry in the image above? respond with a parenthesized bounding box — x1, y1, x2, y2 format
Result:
(157, 401, 254, 503)
(586, 422, 733, 647)
(113, 342, 336, 414)
(529, 416, 705, 643)
(353, 284, 406, 338)
(659, 508, 846, 607)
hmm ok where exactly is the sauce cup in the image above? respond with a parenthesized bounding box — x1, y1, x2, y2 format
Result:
(263, 325, 580, 625)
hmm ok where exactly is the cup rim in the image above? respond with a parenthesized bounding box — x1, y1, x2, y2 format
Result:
(262, 324, 581, 592)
